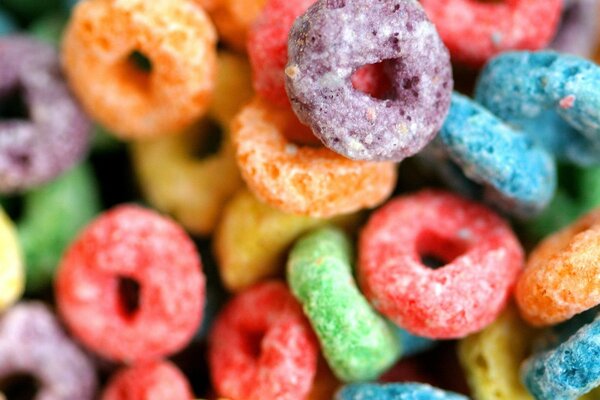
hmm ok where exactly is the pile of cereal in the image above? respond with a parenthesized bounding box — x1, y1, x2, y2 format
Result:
(0, 0, 599, 399)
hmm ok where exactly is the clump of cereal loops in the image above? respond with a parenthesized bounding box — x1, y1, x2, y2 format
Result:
(62, 0, 217, 138)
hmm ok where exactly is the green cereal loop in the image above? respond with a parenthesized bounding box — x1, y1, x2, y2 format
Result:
(287, 227, 401, 382)
(19, 163, 101, 292)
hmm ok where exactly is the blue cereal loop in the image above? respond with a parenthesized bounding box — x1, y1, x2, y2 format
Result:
(435, 92, 556, 218)
(476, 51, 600, 166)
(522, 309, 600, 400)
(335, 383, 469, 400)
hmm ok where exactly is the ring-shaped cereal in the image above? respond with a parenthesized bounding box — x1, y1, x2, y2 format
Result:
(458, 305, 539, 400)
(0, 207, 23, 312)
(0, 302, 97, 400)
(62, 0, 217, 139)
(476, 51, 600, 166)
(208, 281, 318, 400)
(358, 190, 524, 339)
(522, 309, 600, 400)
(515, 208, 600, 326)
(421, 0, 562, 67)
(0, 36, 92, 193)
(131, 52, 251, 236)
(335, 383, 468, 400)
(55, 205, 205, 362)
(435, 93, 556, 218)
(214, 188, 361, 292)
(288, 227, 402, 382)
(232, 97, 396, 217)
(285, 0, 453, 162)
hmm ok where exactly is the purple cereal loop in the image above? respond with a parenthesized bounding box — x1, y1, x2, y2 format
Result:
(285, 0, 453, 161)
(0, 36, 91, 193)
(0, 302, 97, 400)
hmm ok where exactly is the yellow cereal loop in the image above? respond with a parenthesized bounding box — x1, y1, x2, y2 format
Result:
(131, 52, 252, 235)
(0, 209, 23, 311)
(459, 305, 537, 400)
(214, 188, 361, 292)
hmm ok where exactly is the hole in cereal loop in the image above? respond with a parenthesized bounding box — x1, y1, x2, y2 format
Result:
(118, 276, 141, 319)
(188, 119, 224, 160)
(416, 230, 468, 270)
(352, 62, 393, 100)
(127, 50, 153, 74)
(0, 84, 29, 121)
(0, 373, 41, 400)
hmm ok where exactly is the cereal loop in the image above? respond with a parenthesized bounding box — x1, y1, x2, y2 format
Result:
(516, 208, 600, 326)
(209, 281, 318, 400)
(63, 0, 217, 138)
(232, 97, 397, 217)
(421, 0, 562, 67)
(359, 190, 524, 339)
(0, 208, 23, 313)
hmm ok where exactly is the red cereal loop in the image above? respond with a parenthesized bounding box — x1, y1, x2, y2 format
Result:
(358, 190, 524, 339)
(421, 0, 562, 67)
(101, 361, 194, 400)
(208, 281, 318, 400)
(248, 0, 390, 107)
(55, 205, 205, 362)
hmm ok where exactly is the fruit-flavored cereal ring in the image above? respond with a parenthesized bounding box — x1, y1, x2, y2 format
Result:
(19, 163, 100, 293)
(515, 208, 600, 326)
(288, 227, 402, 381)
(0, 36, 92, 193)
(435, 92, 556, 218)
(0, 302, 97, 400)
(421, 0, 562, 67)
(101, 361, 194, 400)
(208, 281, 318, 400)
(0, 207, 23, 312)
(208, 0, 267, 52)
(233, 98, 397, 217)
(359, 190, 524, 339)
(131, 52, 251, 236)
(285, 0, 452, 161)
(458, 305, 538, 400)
(551, 0, 600, 58)
(214, 188, 360, 292)
(522, 309, 600, 400)
(335, 383, 468, 400)
(62, 0, 217, 138)
(55, 205, 205, 362)
(476, 51, 600, 166)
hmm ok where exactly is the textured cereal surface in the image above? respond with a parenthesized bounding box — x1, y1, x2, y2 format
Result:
(288, 227, 401, 382)
(359, 190, 524, 339)
(421, 0, 562, 67)
(516, 208, 600, 326)
(285, 0, 452, 161)
(56, 205, 205, 362)
(0, 36, 91, 192)
(101, 361, 194, 400)
(476, 51, 600, 166)
(214, 188, 360, 292)
(0, 302, 97, 400)
(62, 0, 217, 138)
(208, 282, 318, 400)
(459, 305, 538, 400)
(436, 92, 556, 218)
(0, 208, 23, 311)
(131, 52, 250, 235)
(335, 383, 468, 400)
(233, 97, 397, 217)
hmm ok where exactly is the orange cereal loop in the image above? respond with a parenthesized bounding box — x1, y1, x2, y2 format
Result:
(232, 97, 397, 218)
(62, 0, 217, 139)
(131, 52, 251, 235)
(209, 0, 267, 52)
(515, 208, 600, 326)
